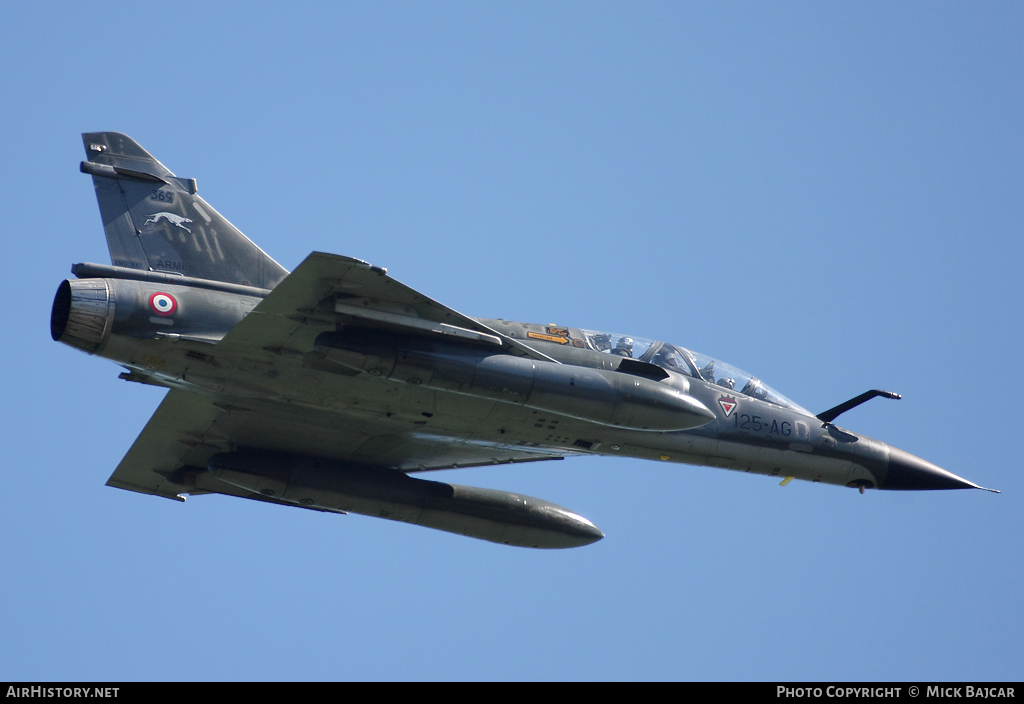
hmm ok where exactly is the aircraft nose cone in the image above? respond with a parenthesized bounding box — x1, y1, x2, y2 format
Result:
(881, 446, 990, 491)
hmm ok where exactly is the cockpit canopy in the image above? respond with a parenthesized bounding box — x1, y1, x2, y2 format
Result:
(580, 329, 811, 415)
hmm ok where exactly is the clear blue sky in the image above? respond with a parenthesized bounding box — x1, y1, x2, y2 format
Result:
(2, 2, 1021, 681)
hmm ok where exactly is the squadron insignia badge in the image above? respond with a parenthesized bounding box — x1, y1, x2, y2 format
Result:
(144, 212, 193, 233)
(719, 395, 738, 417)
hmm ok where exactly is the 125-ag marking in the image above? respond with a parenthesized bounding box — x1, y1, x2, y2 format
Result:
(734, 413, 791, 436)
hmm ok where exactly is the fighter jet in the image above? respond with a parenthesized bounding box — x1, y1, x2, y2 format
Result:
(51, 132, 997, 549)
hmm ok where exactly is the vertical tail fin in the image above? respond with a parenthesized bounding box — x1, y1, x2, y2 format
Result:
(80, 132, 288, 289)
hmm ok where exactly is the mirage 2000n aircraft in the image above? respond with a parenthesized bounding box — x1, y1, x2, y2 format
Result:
(51, 132, 997, 548)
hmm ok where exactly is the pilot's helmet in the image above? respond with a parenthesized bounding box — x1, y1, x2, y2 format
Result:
(614, 337, 634, 354)
(663, 351, 685, 370)
(593, 333, 612, 351)
(718, 377, 735, 390)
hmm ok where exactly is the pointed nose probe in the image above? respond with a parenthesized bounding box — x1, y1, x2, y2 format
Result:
(880, 445, 999, 492)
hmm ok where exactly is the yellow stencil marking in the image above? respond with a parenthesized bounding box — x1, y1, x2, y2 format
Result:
(527, 331, 568, 344)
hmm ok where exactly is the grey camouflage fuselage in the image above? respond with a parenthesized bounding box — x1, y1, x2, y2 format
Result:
(50, 132, 996, 549)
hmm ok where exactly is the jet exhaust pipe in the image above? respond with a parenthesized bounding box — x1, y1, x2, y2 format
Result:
(314, 330, 715, 431)
(50, 279, 115, 354)
(207, 451, 605, 549)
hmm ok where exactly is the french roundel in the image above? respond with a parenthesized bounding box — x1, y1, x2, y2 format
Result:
(149, 292, 178, 317)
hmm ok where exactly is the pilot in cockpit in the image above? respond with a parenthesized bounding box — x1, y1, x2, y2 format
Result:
(658, 348, 688, 373)
(698, 360, 716, 384)
(611, 337, 634, 358)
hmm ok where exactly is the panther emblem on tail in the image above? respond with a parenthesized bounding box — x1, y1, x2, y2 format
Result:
(144, 212, 193, 233)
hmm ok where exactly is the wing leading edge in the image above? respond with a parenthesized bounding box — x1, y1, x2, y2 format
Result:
(214, 251, 559, 363)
